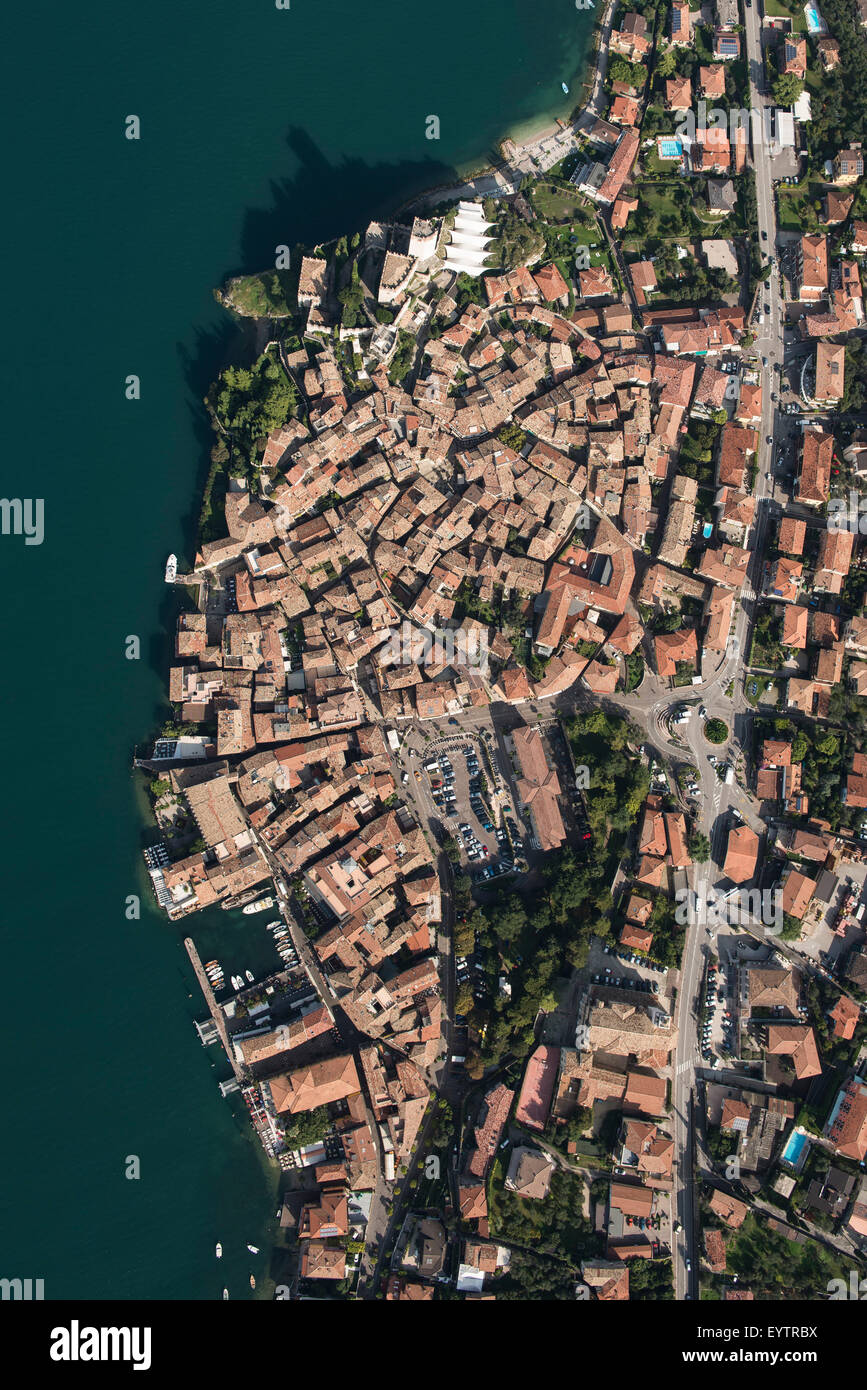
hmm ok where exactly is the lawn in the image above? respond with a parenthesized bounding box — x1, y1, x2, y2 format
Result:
(643, 149, 683, 177)
(776, 181, 825, 234)
(635, 180, 696, 237)
(531, 182, 596, 225)
(764, 0, 808, 31)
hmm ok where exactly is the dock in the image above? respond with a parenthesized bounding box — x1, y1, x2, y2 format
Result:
(194, 1018, 220, 1047)
(184, 937, 244, 1083)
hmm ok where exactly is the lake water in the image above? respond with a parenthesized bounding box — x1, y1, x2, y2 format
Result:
(0, 0, 595, 1298)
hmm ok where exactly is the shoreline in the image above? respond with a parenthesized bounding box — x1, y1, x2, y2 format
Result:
(400, 8, 605, 212)
(146, 5, 609, 1290)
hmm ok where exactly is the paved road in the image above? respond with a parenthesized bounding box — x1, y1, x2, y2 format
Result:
(666, 3, 789, 1299)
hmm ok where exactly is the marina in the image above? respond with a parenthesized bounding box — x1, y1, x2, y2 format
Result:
(184, 938, 244, 1083)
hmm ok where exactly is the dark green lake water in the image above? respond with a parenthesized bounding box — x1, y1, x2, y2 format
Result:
(0, 0, 594, 1298)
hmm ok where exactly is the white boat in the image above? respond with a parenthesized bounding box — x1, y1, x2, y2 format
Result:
(250, 1275, 256, 1290)
(164, 553, 177, 583)
(561, 81, 569, 94)
(247, 1244, 259, 1254)
(216, 1243, 222, 1259)
(245, 970, 254, 983)
(264, 920, 282, 932)
(222, 1288, 229, 1300)
(242, 896, 274, 915)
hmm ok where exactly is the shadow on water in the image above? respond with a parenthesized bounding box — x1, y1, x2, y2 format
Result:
(169, 124, 463, 593)
(239, 126, 460, 264)
(146, 131, 465, 768)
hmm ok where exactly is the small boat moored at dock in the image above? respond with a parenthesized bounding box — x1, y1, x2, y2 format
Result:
(164, 553, 177, 583)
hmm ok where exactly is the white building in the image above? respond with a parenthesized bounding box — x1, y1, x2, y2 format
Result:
(443, 201, 493, 277)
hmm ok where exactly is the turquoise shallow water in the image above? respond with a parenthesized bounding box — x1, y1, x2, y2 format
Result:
(0, 0, 594, 1298)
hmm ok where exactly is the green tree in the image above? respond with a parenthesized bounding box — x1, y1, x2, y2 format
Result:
(388, 330, 415, 385)
(282, 1105, 330, 1148)
(656, 48, 677, 79)
(213, 349, 298, 451)
(688, 831, 711, 863)
(773, 74, 804, 107)
(498, 423, 527, 451)
(455, 982, 474, 1014)
(704, 718, 729, 745)
(442, 835, 461, 864)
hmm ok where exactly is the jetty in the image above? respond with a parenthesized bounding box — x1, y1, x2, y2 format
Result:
(184, 937, 244, 1082)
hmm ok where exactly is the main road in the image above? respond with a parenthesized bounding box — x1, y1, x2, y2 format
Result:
(668, 5, 788, 1298)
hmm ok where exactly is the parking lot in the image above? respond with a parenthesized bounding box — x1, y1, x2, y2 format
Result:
(420, 734, 527, 882)
(585, 937, 671, 1001)
(698, 954, 738, 1067)
(455, 947, 490, 1015)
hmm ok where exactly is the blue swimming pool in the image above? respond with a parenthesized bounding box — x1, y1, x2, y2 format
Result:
(703, 522, 713, 539)
(658, 138, 683, 159)
(805, 4, 827, 35)
(782, 1130, 809, 1166)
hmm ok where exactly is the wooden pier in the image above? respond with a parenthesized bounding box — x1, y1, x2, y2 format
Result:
(184, 937, 244, 1083)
